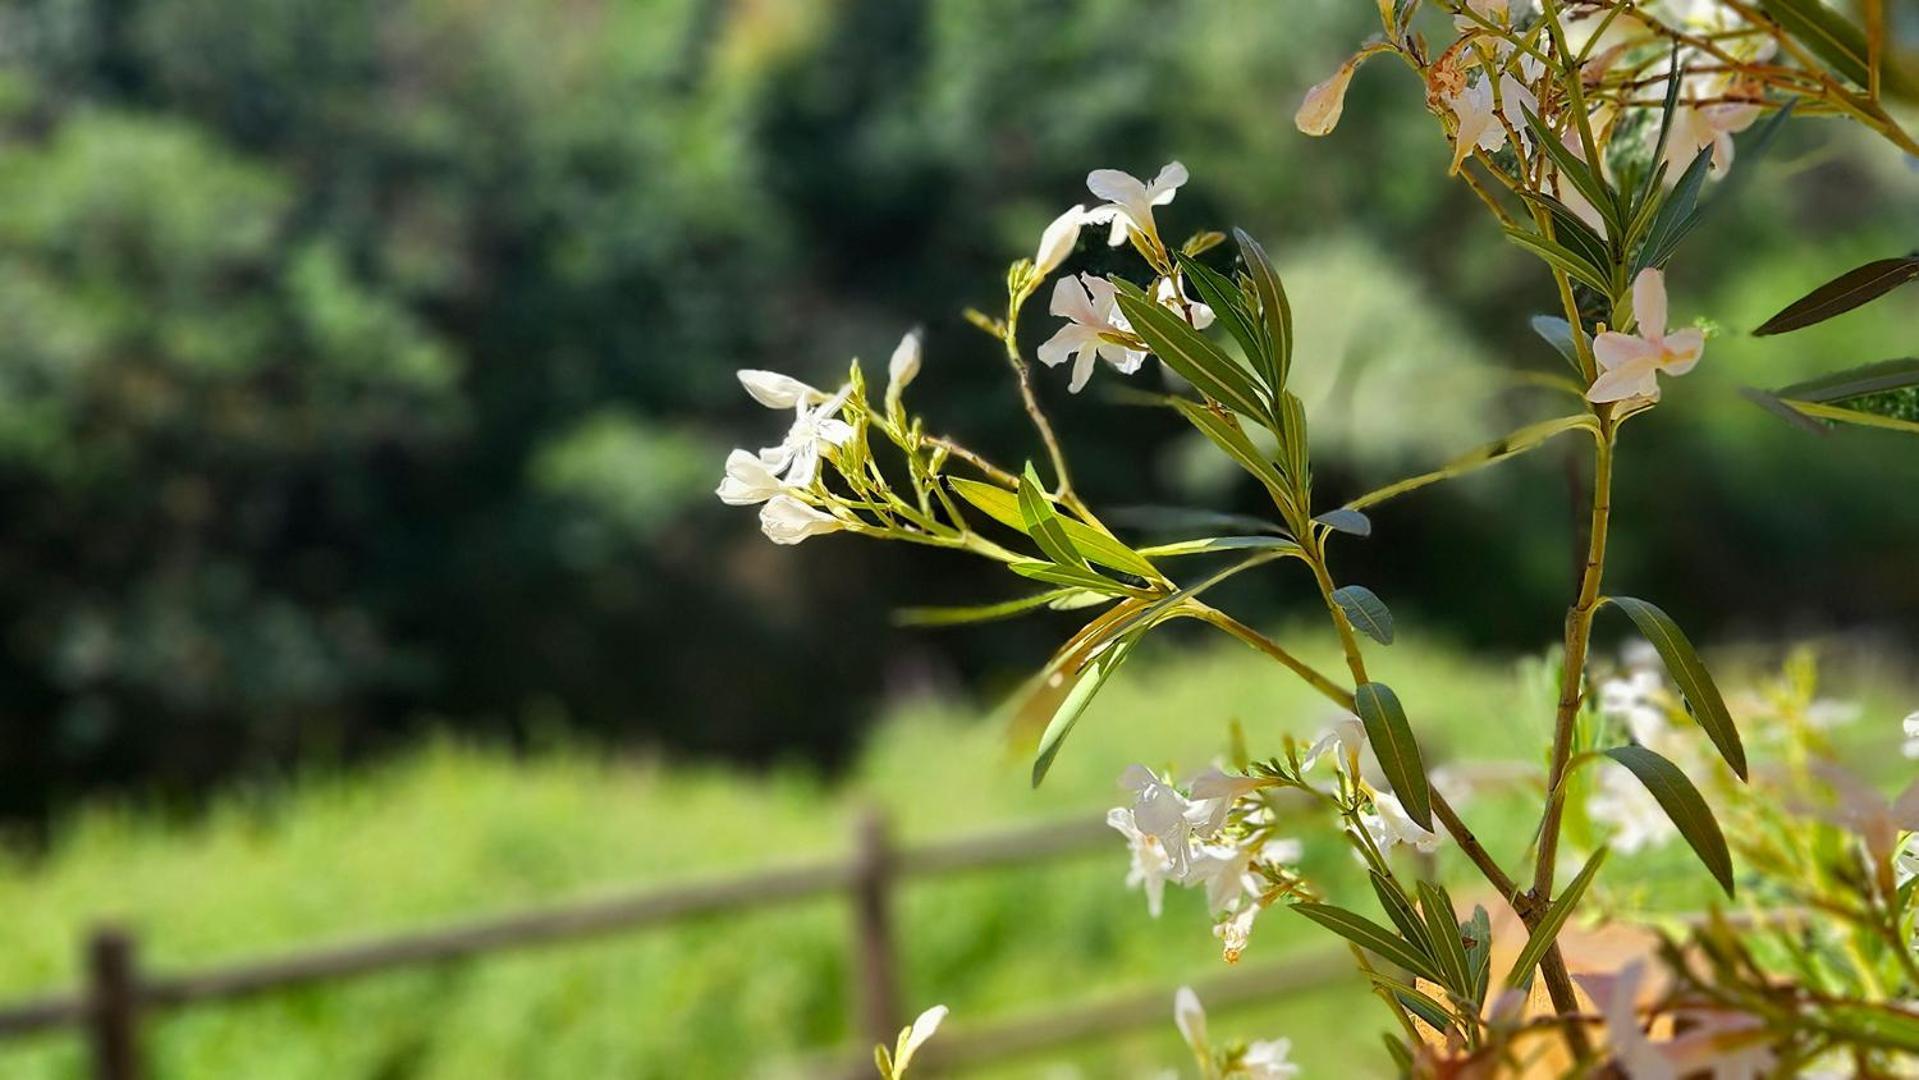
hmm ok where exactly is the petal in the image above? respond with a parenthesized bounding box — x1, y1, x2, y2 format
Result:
(1037, 324, 1095, 369)
(896, 1004, 948, 1065)
(1586, 361, 1661, 403)
(736, 369, 822, 410)
(1632, 268, 1668, 337)
(1593, 331, 1659, 372)
(1069, 351, 1097, 393)
(1086, 168, 1146, 205)
(1032, 204, 1086, 280)
(1147, 160, 1188, 203)
(1047, 275, 1097, 323)
(1173, 987, 1209, 1054)
(1660, 329, 1705, 375)
(886, 330, 923, 397)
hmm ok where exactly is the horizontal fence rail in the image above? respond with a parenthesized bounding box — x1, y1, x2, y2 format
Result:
(0, 763, 1540, 1079)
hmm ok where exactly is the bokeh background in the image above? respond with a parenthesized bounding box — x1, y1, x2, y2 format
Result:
(0, 0, 1913, 1076)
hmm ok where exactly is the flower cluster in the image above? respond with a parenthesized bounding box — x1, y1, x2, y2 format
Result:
(1108, 764, 1302, 962)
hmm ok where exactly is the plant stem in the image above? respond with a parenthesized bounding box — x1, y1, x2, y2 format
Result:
(999, 305, 1083, 515)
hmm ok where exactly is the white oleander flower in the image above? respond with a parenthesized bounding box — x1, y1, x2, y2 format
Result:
(1236, 1038, 1301, 1079)
(1587, 269, 1704, 404)
(737, 368, 830, 410)
(885, 330, 922, 412)
(1214, 901, 1260, 963)
(1039, 274, 1148, 393)
(715, 449, 785, 506)
(1590, 763, 1678, 853)
(1445, 63, 1538, 175)
(1897, 835, 1918, 887)
(1186, 841, 1257, 913)
(1664, 79, 1760, 180)
(1188, 766, 1264, 835)
(1120, 764, 1205, 874)
(1085, 162, 1188, 247)
(1156, 275, 1216, 330)
(1107, 807, 1177, 918)
(760, 388, 854, 487)
(1363, 791, 1443, 854)
(1174, 986, 1210, 1060)
(758, 495, 843, 546)
(1302, 715, 1367, 772)
(1803, 699, 1860, 730)
(1032, 205, 1088, 283)
(887, 1004, 948, 1078)
(1903, 711, 1919, 759)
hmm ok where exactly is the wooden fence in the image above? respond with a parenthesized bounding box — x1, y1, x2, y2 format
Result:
(0, 808, 1359, 1080)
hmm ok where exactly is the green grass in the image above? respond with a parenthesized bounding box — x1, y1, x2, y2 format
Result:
(0, 631, 1909, 1078)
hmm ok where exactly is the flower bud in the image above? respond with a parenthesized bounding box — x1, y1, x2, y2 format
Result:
(1296, 56, 1361, 137)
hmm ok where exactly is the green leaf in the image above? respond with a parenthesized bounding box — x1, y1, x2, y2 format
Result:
(896, 588, 1102, 626)
(1019, 464, 1089, 570)
(951, 478, 1161, 580)
(1603, 745, 1735, 896)
(1107, 505, 1289, 538)
(1008, 559, 1132, 595)
(1292, 902, 1444, 983)
(1314, 508, 1373, 536)
(1032, 636, 1139, 787)
(1111, 278, 1272, 423)
(1348, 415, 1602, 511)
(1333, 585, 1395, 645)
(1526, 192, 1613, 272)
(1753, 256, 1919, 336)
(1385, 982, 1457, 1033)
(1773, 357, 1919, 403)
(1633, 146, 1714, 274)
(1506, 848, 1608, 989)
(1370, 872, 1437, 959)
(1757, 0, 1873, 88)
(1417, 882, 1474, 1001)
(1137, 536, 1304, 558)
(1601, 597, 1747, 780)
(1523, 108, 1620, 236)
(1503, 227, 1614, 295)
(1354, 682, 1433, 829)
(1531, 315, 1588, 374)
(1165, 397, 1299, 520)
(1175, 252, 1270, 391)
(1235, 229, 1294, 390)
(1463, 904, 1492, 1006)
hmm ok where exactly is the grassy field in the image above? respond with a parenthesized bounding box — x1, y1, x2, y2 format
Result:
(0, 630, 1910, 1078)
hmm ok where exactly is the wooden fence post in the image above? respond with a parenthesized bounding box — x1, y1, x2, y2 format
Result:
(848, 807, 899, 1067)
(85, 926, 141, 1080)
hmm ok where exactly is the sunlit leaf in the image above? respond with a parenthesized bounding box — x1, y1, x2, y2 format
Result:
(1603, 745, 1734, 895)
(1112, 278, 1272, 423)
(1347, 415, 1601, 511)
(1417, 881, 1474, 1001)
(1292, 902, 1444, 983)
(1355, 682, 1433, 829)
(1032, 636, 1140, 787)
(1137, 536, 1304, 558)
(1506, 848, 1607, 989)
(1019, 463, 1089, 570)
(1601, 596, 1747, 780)
(1235, 229, 1294, 390)
(951, 478, 1161, 579)
(896, 588, 1105, 626)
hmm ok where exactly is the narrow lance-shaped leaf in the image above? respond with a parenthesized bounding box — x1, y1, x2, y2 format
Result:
(1234, 228, 1293, 390)
(1292, 902, 1444, 983)
(1031, 636, 1140, 787)
(1019, 463, 1089, 570)
(1463, 905, 1492, 1007)
(896, 588, 1103, 627)
(1604, 745, 1735, 896)
(1506, 848, 1608, 989)
(1370, 872, 1437, 959)
(1633, 145, 1713, 274)
(1753, 255, 1919, 336)
(1504, 227, 1614, 296)
(1347, 414, 1601, 512)
(951, 478, 1160, 579)
(1354, 682, 1433, 829)
(1333, 585, 1395, 645)
(1111, 278, 1272, 423)
(1174, 252, 1269, 390)
(1137, 536, 1303, 558)
(1417, 882, 1475, 1002)
(1601, 597, 1747, 780)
